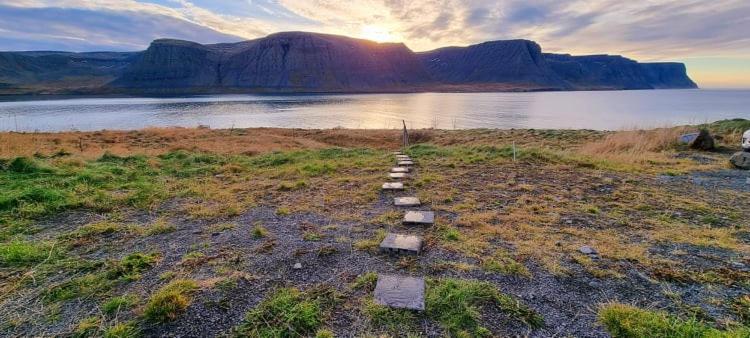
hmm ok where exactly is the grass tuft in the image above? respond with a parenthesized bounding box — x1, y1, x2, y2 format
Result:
(426, 278, 543, 335)
(144, 279, 199, 322)
(0, 239, 58, 267)
(236, 287, 324, 337)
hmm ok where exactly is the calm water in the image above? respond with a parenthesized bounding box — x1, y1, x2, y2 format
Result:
(0, 89, 747, 132)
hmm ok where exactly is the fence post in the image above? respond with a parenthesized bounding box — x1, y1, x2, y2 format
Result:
(402, 120, 409, 150)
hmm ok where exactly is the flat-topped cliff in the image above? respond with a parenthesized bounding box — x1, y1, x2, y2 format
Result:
(0, 31, 697, 94)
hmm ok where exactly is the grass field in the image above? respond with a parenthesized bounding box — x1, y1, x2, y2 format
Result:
(1, 119, 749, 337)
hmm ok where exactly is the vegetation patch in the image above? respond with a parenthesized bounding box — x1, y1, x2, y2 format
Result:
(236, 286, 338, 337)
(426, 278, 543, 335)
(598, 303, 750, 337)
(0, 239, 59, 267)
(144, 279, 199, 322)
(45, 252, 157, 302)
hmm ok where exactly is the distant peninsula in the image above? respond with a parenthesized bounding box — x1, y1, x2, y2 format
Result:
(0, 31, 697, 95)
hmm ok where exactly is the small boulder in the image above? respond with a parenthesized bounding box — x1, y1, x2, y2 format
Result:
(730, 152, 750, 170)
(579, 245, 598, 255)
(293, 263, 302, 269)
(680, 129, 714, 151)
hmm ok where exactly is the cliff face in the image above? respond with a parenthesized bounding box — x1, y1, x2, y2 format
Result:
(640, 62, 697, 89)
(112, 32, 432, 92)
(544, 54, 698, 90)
(0, 31, 698, 94)
(219, 32, 432, 91)
(0, 51, 134, 93)
(111, 39, 222, 89)
(418, 40, 568, 90)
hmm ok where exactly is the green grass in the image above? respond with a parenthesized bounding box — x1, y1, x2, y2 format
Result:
(0, 239, 59, 267)
(143, 219, 176, 236)
(236, 286, 338, 337)
(363, 298, 418, 334)
(144, 279, 199, 322)
(351, 272, 378, 291)
(45, 252, 157, 302)
(74, 316, 102, 337)
(599, 303, 750, 338)
(236, 288, 322, 337)
(103, 322, 139, 338)
(425, 278, 543, 336)
(102, 294, 138, 315)
(251, 223, 268, 239)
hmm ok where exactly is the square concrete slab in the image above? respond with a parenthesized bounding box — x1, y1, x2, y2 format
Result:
(374, 275, 425, 311)
(382, 182, 404, 190)
(403, 210, 434, 225)
(397, 161, 414, 166)
(389, 172, 408, 179)
(394, 197, 421, 206)
(380, 233, 422, 254)
(390, 167, 409, 173)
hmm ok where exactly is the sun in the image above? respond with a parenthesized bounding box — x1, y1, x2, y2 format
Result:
(360, 25, 399, 43)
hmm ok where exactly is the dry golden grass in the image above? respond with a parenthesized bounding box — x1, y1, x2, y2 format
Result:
(0, 128, 404, 159)
(581, 127, 689, 155)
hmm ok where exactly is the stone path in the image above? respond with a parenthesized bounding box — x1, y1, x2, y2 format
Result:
(375, 149, 434, 311)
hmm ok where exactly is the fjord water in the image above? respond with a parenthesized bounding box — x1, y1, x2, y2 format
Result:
(0, 89, 747, 132)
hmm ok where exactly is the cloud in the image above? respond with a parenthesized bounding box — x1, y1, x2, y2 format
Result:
(0, 4, 243, 51)
(1, 0, 749, 63)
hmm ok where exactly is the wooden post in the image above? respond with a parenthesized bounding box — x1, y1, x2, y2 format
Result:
(402, 120, 409, 150)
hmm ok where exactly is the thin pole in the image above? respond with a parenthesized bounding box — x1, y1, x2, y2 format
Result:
(402, 120, 409, 150)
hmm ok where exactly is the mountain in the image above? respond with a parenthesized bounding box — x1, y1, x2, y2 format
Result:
(417, 40, 568, 90)
(543, 54, 697, 90)
(112, 32, 432, 93)
(0, 51, 136, 94)
(0, 31, 697, 95)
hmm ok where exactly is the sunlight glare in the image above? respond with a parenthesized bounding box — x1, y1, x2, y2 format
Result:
(360, 25, 398, 42)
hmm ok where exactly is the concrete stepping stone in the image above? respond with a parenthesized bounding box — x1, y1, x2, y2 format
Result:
(390, 167, 409, 173)
(379, 233, 422, 254)
(396, 155, 410, 160)
(374, 274, 425, 311)
(403, 210, 434, 225)
(394, 197, 421, 207)
(389, 172, 408, 179)
(397, 160, 414, 166)
(382, 182, 404, 190)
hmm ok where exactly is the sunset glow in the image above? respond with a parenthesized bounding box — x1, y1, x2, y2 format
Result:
(0, 0, 748, 87)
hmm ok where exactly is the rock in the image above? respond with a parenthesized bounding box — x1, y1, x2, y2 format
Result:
(579, 245, 598, 255)
(293, 263, 302, 269)
(680, 129, 714, 150)
(730, 152, 750, 169)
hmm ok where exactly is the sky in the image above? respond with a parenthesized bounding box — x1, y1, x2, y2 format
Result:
(0, 0, 748, 88)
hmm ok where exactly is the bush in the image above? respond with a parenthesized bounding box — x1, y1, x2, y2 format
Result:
(7, 157, 52, 174)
